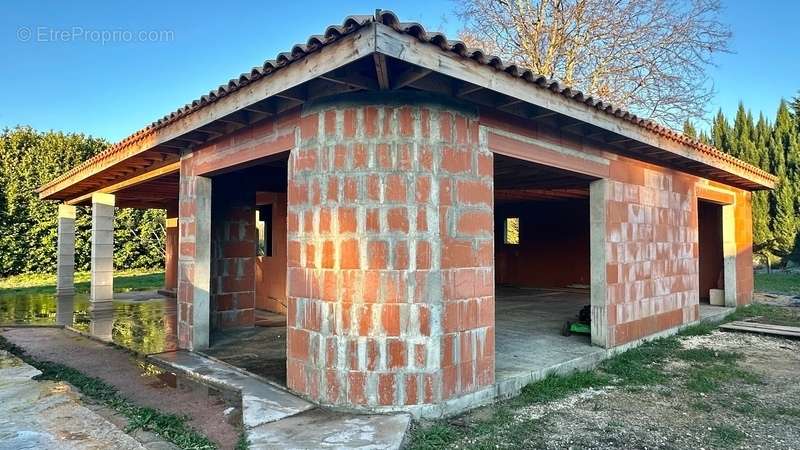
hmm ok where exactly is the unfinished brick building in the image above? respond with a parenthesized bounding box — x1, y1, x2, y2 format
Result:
(39, 11, 776, 416)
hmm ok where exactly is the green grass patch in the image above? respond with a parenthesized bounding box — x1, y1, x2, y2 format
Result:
(677, 321, 718, 337)
(727, 303, 800, 327)
(514, 371, 610, 405)
(685, 363, 761, 394)
(675, 348, 741, 364)
(754, 272, 800, 296)
(709, 425, 746, 448)
(0, 335, 215, 449)
(759, 406, 800, 419)
(408, 423, 462, 450)
(600, 337, 681, 385)
(235, 431, 250, 450)
(690, 401, 713, 412)
(0, 269, 164, 297)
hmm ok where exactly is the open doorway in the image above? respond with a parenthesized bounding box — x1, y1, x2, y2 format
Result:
(203, 152, 290, 386)
(493, 154, 603, 381)
(697, 199, 726, 309)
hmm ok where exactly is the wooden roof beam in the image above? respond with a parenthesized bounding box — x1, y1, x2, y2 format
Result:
(373, 53, 390, 90)
(391, 66, 431, 90)
(66, 161, 180, 206)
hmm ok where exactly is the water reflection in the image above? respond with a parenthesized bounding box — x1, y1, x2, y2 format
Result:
(0, 292, 177, 354)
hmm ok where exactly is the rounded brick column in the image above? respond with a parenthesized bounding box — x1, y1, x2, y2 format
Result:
(286, 93, 494, 412)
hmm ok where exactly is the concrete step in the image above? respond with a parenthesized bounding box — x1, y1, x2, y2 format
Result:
(247, 408, 411, 450)
(149, 350, 411, 449)
(149, 350, 314, 428)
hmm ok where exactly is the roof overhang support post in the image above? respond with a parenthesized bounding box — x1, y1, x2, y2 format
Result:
(177, 164, 212, 351)
(90, 192, 115, 340)
(589, 179, 611, 348)
(56, 204, 77, 298)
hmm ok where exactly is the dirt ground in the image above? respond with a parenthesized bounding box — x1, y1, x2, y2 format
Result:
(0, 327, 241, 449)
(412, 319, 800, 449)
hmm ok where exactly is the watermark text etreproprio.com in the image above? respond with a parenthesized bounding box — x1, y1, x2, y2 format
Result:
(17, 26, 174, 44)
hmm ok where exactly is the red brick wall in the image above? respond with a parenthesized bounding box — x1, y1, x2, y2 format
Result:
(285, 100, 494, 408)
(211, 179, 256, 329)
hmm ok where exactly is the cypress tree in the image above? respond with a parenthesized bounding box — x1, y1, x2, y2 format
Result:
(683, 120, 698, 139)
(768, 102, 800, 261)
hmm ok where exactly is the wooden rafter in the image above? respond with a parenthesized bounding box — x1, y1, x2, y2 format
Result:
(373, 53, 390, 90)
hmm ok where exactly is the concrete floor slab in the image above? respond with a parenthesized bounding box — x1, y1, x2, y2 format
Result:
(699, 303, 735, 322)
(495, 287, 602, 382)
(248, 409, 411, 450)
(149, 350, 313, 428)
(205, 323, 286, 385)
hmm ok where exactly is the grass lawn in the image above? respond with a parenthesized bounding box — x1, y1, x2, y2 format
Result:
(0, 269, 164, 297)
(754, 271, 800, 296)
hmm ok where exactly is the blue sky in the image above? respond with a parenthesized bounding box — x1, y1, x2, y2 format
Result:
(1, 1, 797, 142)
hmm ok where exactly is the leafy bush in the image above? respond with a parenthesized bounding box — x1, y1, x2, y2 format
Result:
(0, 126, 164, 277)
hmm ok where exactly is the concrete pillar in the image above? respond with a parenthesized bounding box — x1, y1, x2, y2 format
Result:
(55, 294, 74, 327)
(722, 203, 738, 307)
(286, 97, 494, 411)
(164, 204, 179, 293)
(177, 154, 212, 351)
(56, 204, 77, 296)
(91, 193, 115, 304)
(589, 179, 611, 348)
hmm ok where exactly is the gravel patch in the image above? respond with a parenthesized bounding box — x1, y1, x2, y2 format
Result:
(419, 327, 800, 449)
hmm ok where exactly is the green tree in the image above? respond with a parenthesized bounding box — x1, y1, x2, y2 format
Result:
(683, 120, 698, 139)
(0, 127, 165, 277)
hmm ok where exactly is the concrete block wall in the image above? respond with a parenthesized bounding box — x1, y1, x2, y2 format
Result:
(285, 98, 494, 409)
(211, 182, 256, 329)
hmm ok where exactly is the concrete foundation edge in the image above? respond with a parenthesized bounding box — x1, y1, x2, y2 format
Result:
(331, 305, 738, 419)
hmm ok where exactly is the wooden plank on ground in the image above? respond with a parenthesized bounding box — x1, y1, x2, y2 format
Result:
(720, 321, 800, 338)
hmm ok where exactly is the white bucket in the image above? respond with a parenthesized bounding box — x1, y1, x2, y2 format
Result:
(709, 289, 725, 306)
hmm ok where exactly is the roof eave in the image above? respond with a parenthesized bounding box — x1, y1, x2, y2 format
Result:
(37, 21, 380, 201)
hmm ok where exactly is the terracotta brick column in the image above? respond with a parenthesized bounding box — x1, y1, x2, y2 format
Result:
(177, 154, 212, 350)
(286, 94, 494, 411)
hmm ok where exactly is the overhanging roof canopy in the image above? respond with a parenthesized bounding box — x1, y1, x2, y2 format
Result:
(38, 10, 776, 205)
